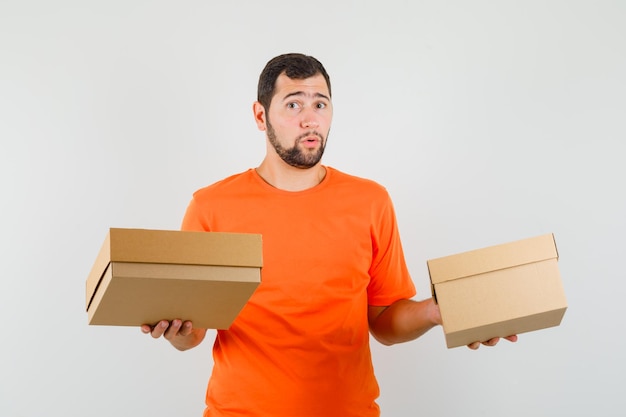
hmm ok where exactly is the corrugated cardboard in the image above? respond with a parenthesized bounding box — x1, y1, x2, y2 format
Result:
(86, 228, 262, 329)
(428, 234, 567, 348)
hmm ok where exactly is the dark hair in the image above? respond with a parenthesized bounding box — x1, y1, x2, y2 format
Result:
(257, 53, 332, 110)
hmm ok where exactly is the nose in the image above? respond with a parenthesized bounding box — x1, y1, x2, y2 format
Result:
(301, 118, 319, 129)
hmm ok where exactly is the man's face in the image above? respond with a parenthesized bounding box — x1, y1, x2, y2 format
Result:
(260, 73, 333, 169)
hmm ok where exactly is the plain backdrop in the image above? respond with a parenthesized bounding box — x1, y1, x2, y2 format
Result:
(1, 1, 624, 416)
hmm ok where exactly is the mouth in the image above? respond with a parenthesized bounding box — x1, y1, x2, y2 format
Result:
(298, 132, 323, 148)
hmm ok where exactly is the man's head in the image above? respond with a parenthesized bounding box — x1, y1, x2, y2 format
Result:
(257, 53, 331, 112)
(254, 53, 333, 170)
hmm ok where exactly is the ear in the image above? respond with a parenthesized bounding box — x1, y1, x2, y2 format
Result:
(252, 101, 267, 131)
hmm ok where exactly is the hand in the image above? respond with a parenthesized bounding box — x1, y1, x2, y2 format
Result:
(141, 319, 206, 351)
(467, 335, 518, 350)
(141, 319, 192, 338)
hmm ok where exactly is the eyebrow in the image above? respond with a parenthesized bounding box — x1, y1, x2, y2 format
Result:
(282, 91, 330, 102)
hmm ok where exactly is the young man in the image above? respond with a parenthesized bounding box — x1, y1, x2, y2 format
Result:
(142, 53, 516, 416)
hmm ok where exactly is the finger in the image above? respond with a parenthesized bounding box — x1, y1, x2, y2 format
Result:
(164, 319, 183, 340)
(150, 320, 169, 338)
(467, 341, 480, 350)
(482, 337, 500, 347)
(505, 335, 518, 343)
(178, 321, 194, 337)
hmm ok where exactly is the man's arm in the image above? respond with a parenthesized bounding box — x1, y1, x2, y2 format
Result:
(141, 319, 207, 351)
(368, 298, 441, 346)
(368, 298, 517, 349)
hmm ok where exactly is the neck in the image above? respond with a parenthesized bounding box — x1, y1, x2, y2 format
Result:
(256, 159, 326, 192)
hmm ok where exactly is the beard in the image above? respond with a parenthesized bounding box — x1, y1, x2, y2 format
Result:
(266, 118, 327, 169)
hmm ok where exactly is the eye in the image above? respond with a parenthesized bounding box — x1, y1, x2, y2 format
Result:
(316, 102, 327, 109)
(287, 102, 300, 110)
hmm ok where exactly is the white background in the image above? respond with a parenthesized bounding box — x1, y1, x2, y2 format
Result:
(1, 1, 624, 416)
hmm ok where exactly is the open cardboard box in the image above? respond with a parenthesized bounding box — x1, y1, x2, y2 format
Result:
(427, 233, 567, 348)
(86, 228, 262, 329)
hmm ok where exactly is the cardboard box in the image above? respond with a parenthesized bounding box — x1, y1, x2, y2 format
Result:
(427, 233, 567, 348)
(86, 228, 262, 329)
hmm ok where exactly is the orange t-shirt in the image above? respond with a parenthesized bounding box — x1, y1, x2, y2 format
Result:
(182, 167, 416, 417)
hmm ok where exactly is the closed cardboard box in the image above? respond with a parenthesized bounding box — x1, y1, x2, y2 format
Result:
(86, 228, 262, 329)
(427, 234, 567, 348)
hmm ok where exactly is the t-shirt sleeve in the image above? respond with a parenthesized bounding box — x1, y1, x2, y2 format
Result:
(180, 195, 210, 232)
(366, 193, 416, 306)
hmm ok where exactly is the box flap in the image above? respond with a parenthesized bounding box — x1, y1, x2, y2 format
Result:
(86, 262, 113, 314)
(428, 233, 558, 284)
(85, 232, 112, 310)
(87, 262, 261, 328)
(85, 228, 263, 310)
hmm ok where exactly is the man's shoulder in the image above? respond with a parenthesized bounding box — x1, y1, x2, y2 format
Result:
(327, 167, 389, 196)
(192, 169, 255, 199)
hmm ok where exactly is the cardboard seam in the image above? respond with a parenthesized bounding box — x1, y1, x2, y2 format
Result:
(86, 262, 110, 312)
(431, 255, 558, 283)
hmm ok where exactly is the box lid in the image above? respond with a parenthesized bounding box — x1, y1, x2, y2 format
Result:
(86, 228, 263, 310)
(427, 233, 558, 284)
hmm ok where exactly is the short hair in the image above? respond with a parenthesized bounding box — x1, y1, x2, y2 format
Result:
(257, 53, 332, 110)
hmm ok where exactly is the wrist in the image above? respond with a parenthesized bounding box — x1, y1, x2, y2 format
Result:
(427, 298, 443, 326)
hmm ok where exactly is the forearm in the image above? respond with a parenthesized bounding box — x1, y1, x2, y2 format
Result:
(368, 298, 441, 346)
